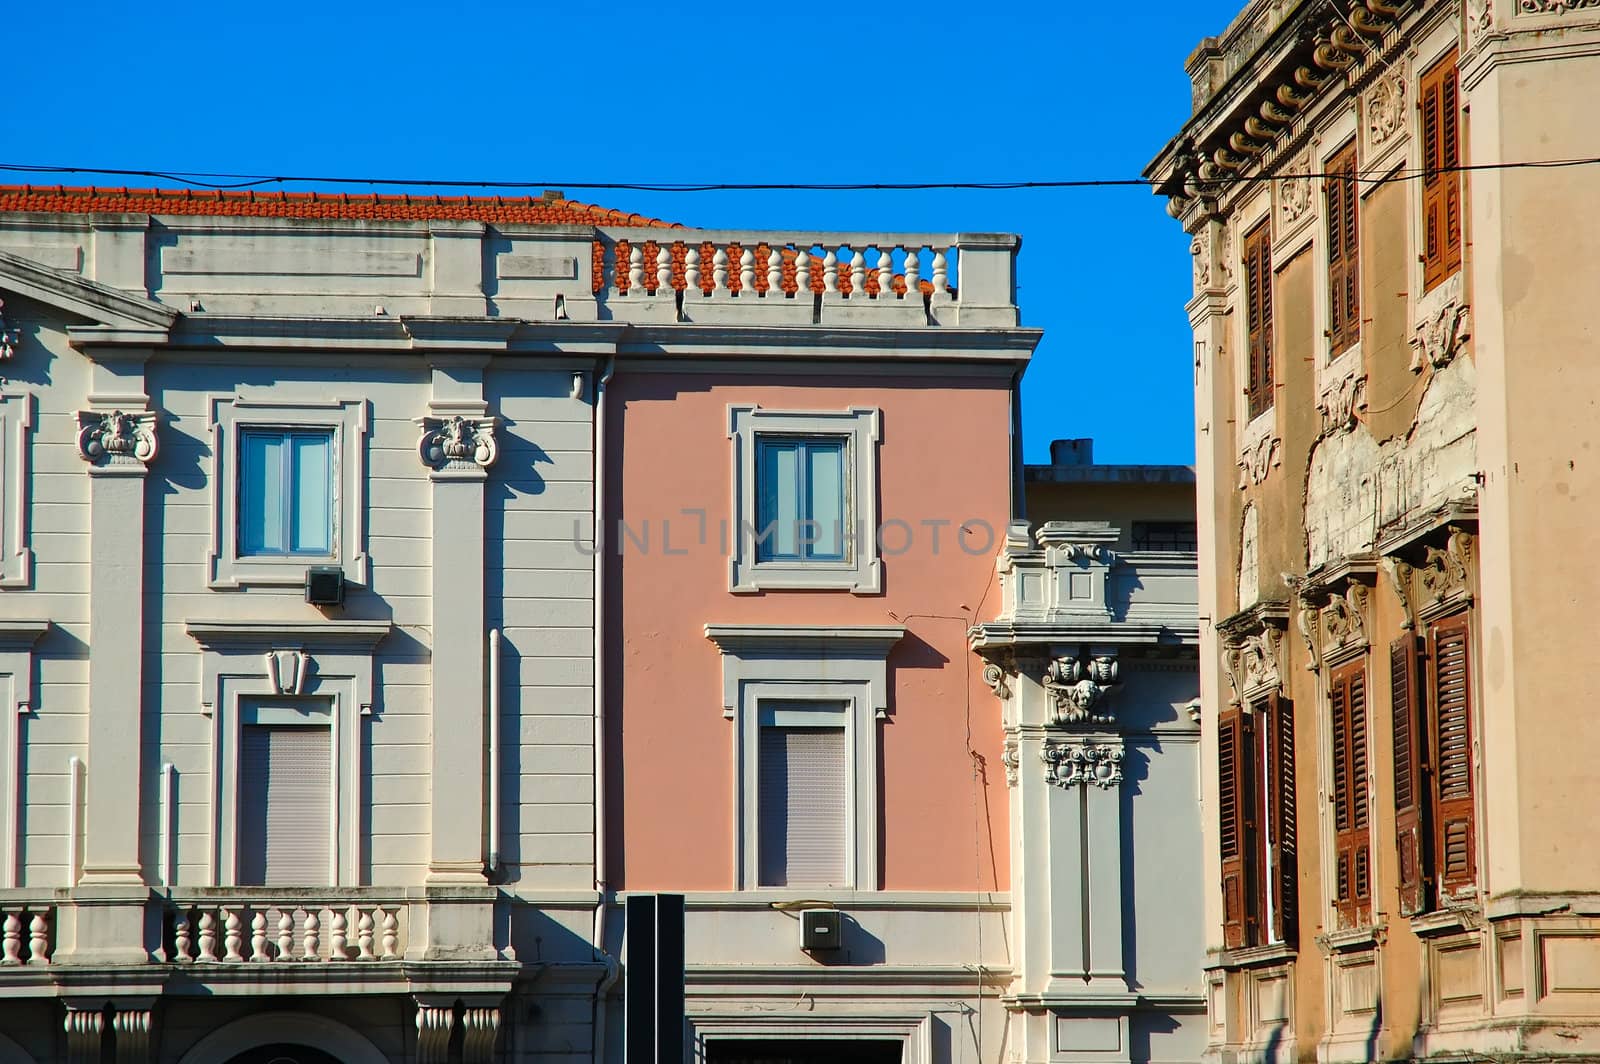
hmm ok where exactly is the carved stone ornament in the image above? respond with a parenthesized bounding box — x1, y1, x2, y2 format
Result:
(1220, 622, 1283, 706)
(461, 1006, 502, 1062)
(1220, 225, 1235, 286)
(1414, 528, 1474, 613)
(1042, 653, 1120, 726)
(417, 414, 498, 470)
(111, 1009, 153, 1063)
(64, 1005, 105, 1064)
(1518, 0, 1600, 13)
(265, 649, 309, 695)
(76, 409, 159, 466)
(0, 298, 18, 361)
(1058, 542, 1119, 566)
(1238, 432, 1282, 487)
(1002, 738, 1020, 787)
(1410, 273, 1471, 371)
(1319, 585, 1370, 658)
(1469, 0, 1494, 40)
(982, 661, 1011, 701)
(1381, 554, 1416, 630)
(1282, 574, 1322, 671)
(1366, 73, 1407, 149)
(1279, 155, 1314, 228)
(1318, 369, 1368, 434)
(1192, 238, 1212, 292)
(1041, 740, 1124, 790)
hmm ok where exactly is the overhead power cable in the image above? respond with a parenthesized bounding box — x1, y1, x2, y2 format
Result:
(0, 157, 1597, 194)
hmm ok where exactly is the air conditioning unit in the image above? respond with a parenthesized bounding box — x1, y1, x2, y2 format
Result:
(305, 566, 345, 607)
(801, 908, 842, 952)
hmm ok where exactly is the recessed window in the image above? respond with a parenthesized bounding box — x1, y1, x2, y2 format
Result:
(756, 436, 847, 563)
(239, 429, 334, 557)
(757, 702, 849, 888)
(238, 718, 332, 886)
(728, 406, 881, 594)
(208, 396, 368, 589)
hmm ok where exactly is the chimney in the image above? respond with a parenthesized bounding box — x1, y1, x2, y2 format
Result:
(1049, 438, 1094, 466)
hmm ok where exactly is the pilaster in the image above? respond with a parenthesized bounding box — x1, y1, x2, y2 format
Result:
(63, 1001, 105, 1064)
(421, 359, 497, 885)
(74, 354, 155, 897)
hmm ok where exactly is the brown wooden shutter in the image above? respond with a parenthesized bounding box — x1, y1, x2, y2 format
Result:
(1422, 51, 1462, 292)
(1430, 613, 1477, 896)
(1219, 704, 1258, 948)
(1266, 694, 1298, 946)
(1331, 663, 1373, 928)
(1244, 221, 1274, 419)
(1391, 635, 1429, 915)
(1326, 142, 1361, 356)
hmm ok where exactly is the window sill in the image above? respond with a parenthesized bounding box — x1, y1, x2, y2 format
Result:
(732, 559, 883, 595)
(1214, 941, 1297, 970)
(1318, 923, 1383, 953)
(1410, 905, 1480, 937)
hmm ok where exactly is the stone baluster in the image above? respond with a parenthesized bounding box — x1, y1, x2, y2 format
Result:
(903, 245, 921, 296)
(932, 250, 949, 295)
(381, 909, 400, 960)
(1, 913, 19, 964)
(795, 251, 811, 295)
(712, 248, 729, 293)
(277, 910, 295, 961)
(877, 250, 893, 298)
(685, 247, 701, 293)
(739, 249, 755, 295)
(27, 912, 47, 965)
(357, 910, 376, 961)
(198, 910, 218, 962)
(627, 245, 645, 294)
(250, 910, 269, 961)
(224, 909, 244, 962)
(767, 249, 783, 295)
(173, 909, 194, 963)
(330, 910, 348, 961)
(303, 909, 321, 961)
(655, 245, 672, 294)
(823, 250, 839, 294)
(851, 251, 867, 298)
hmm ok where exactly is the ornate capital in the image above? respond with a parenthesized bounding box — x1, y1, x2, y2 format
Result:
(1414, 528, 1474, 617)
(1318, 368, 1367, 435)
(265, 649, 309, 695)
(1366, 72, 1407, 150)
(1238, 431, 1282, 487)
(112, 1008, 153, 1063)
(0, 298, 19, 361)
(462, 1006, 502, 1063)
(417, 414, 498, 471)
(1042, 740, 1124, 790)
(416, 1003, 455, 1064)
(76, 409, 159, 467)
(1043, 652, 1120, 726)
(64, 1004, 105, 1064)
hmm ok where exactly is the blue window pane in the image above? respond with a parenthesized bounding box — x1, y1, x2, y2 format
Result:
(240, 432, 286, 555)
(807, 442, 845, 560)
(291, 434, 332, 553)
(239, 428, 334, 558)
(756, 436, 848, 563)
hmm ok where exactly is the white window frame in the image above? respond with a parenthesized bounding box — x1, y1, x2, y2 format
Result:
(0, 392, 33, 589)
(727, 405, 881, 594)
(750, 693, 855, 889)
(688, 1012, 934, 1064)
(186, 618, 391, 887)
(705, 624, 903, 892)
(0, 619, 45, 888)
(208, 395, 369, 589)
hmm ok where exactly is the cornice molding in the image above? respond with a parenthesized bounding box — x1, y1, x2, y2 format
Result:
(0, 249, 177, 332)
(703, 624, 905, 658)
(185, 619, 394, 651)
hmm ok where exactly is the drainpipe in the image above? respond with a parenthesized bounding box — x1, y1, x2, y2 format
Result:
(487, 629, 501, 875)
(591, 356, 619, 1064)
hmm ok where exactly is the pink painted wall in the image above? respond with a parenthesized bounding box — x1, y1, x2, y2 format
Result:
(608, 371, 1013, 891)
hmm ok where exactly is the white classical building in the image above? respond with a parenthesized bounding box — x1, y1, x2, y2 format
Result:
(0, 187, 1039, 1064)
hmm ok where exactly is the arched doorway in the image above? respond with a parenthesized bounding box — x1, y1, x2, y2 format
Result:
(224, 1048, 344, 1064)
(177, 1012, 389, 1064)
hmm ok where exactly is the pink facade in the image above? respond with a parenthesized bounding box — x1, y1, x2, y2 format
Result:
(607, 371, 1015, 892)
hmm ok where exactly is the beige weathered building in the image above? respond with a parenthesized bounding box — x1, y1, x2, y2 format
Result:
(1148, 0, 1600, 1059)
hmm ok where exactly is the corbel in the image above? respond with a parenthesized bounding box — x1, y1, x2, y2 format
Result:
(1217, 601, 1289, 707)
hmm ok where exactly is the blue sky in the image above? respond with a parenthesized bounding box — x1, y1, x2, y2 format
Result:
(6, 2, 1243, 464)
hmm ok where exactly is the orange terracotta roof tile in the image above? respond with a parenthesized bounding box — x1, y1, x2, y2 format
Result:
(0, 185, 681, 228)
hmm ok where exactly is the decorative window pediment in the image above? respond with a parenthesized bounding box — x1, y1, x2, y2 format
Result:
(1286, 560, 1377, 672)
(1218, 600, 1289, 707)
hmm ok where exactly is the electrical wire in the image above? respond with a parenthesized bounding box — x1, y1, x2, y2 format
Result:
(0, 156, 1596, 194)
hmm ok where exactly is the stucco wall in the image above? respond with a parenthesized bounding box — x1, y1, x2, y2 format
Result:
(607, 371, 1012, 892)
